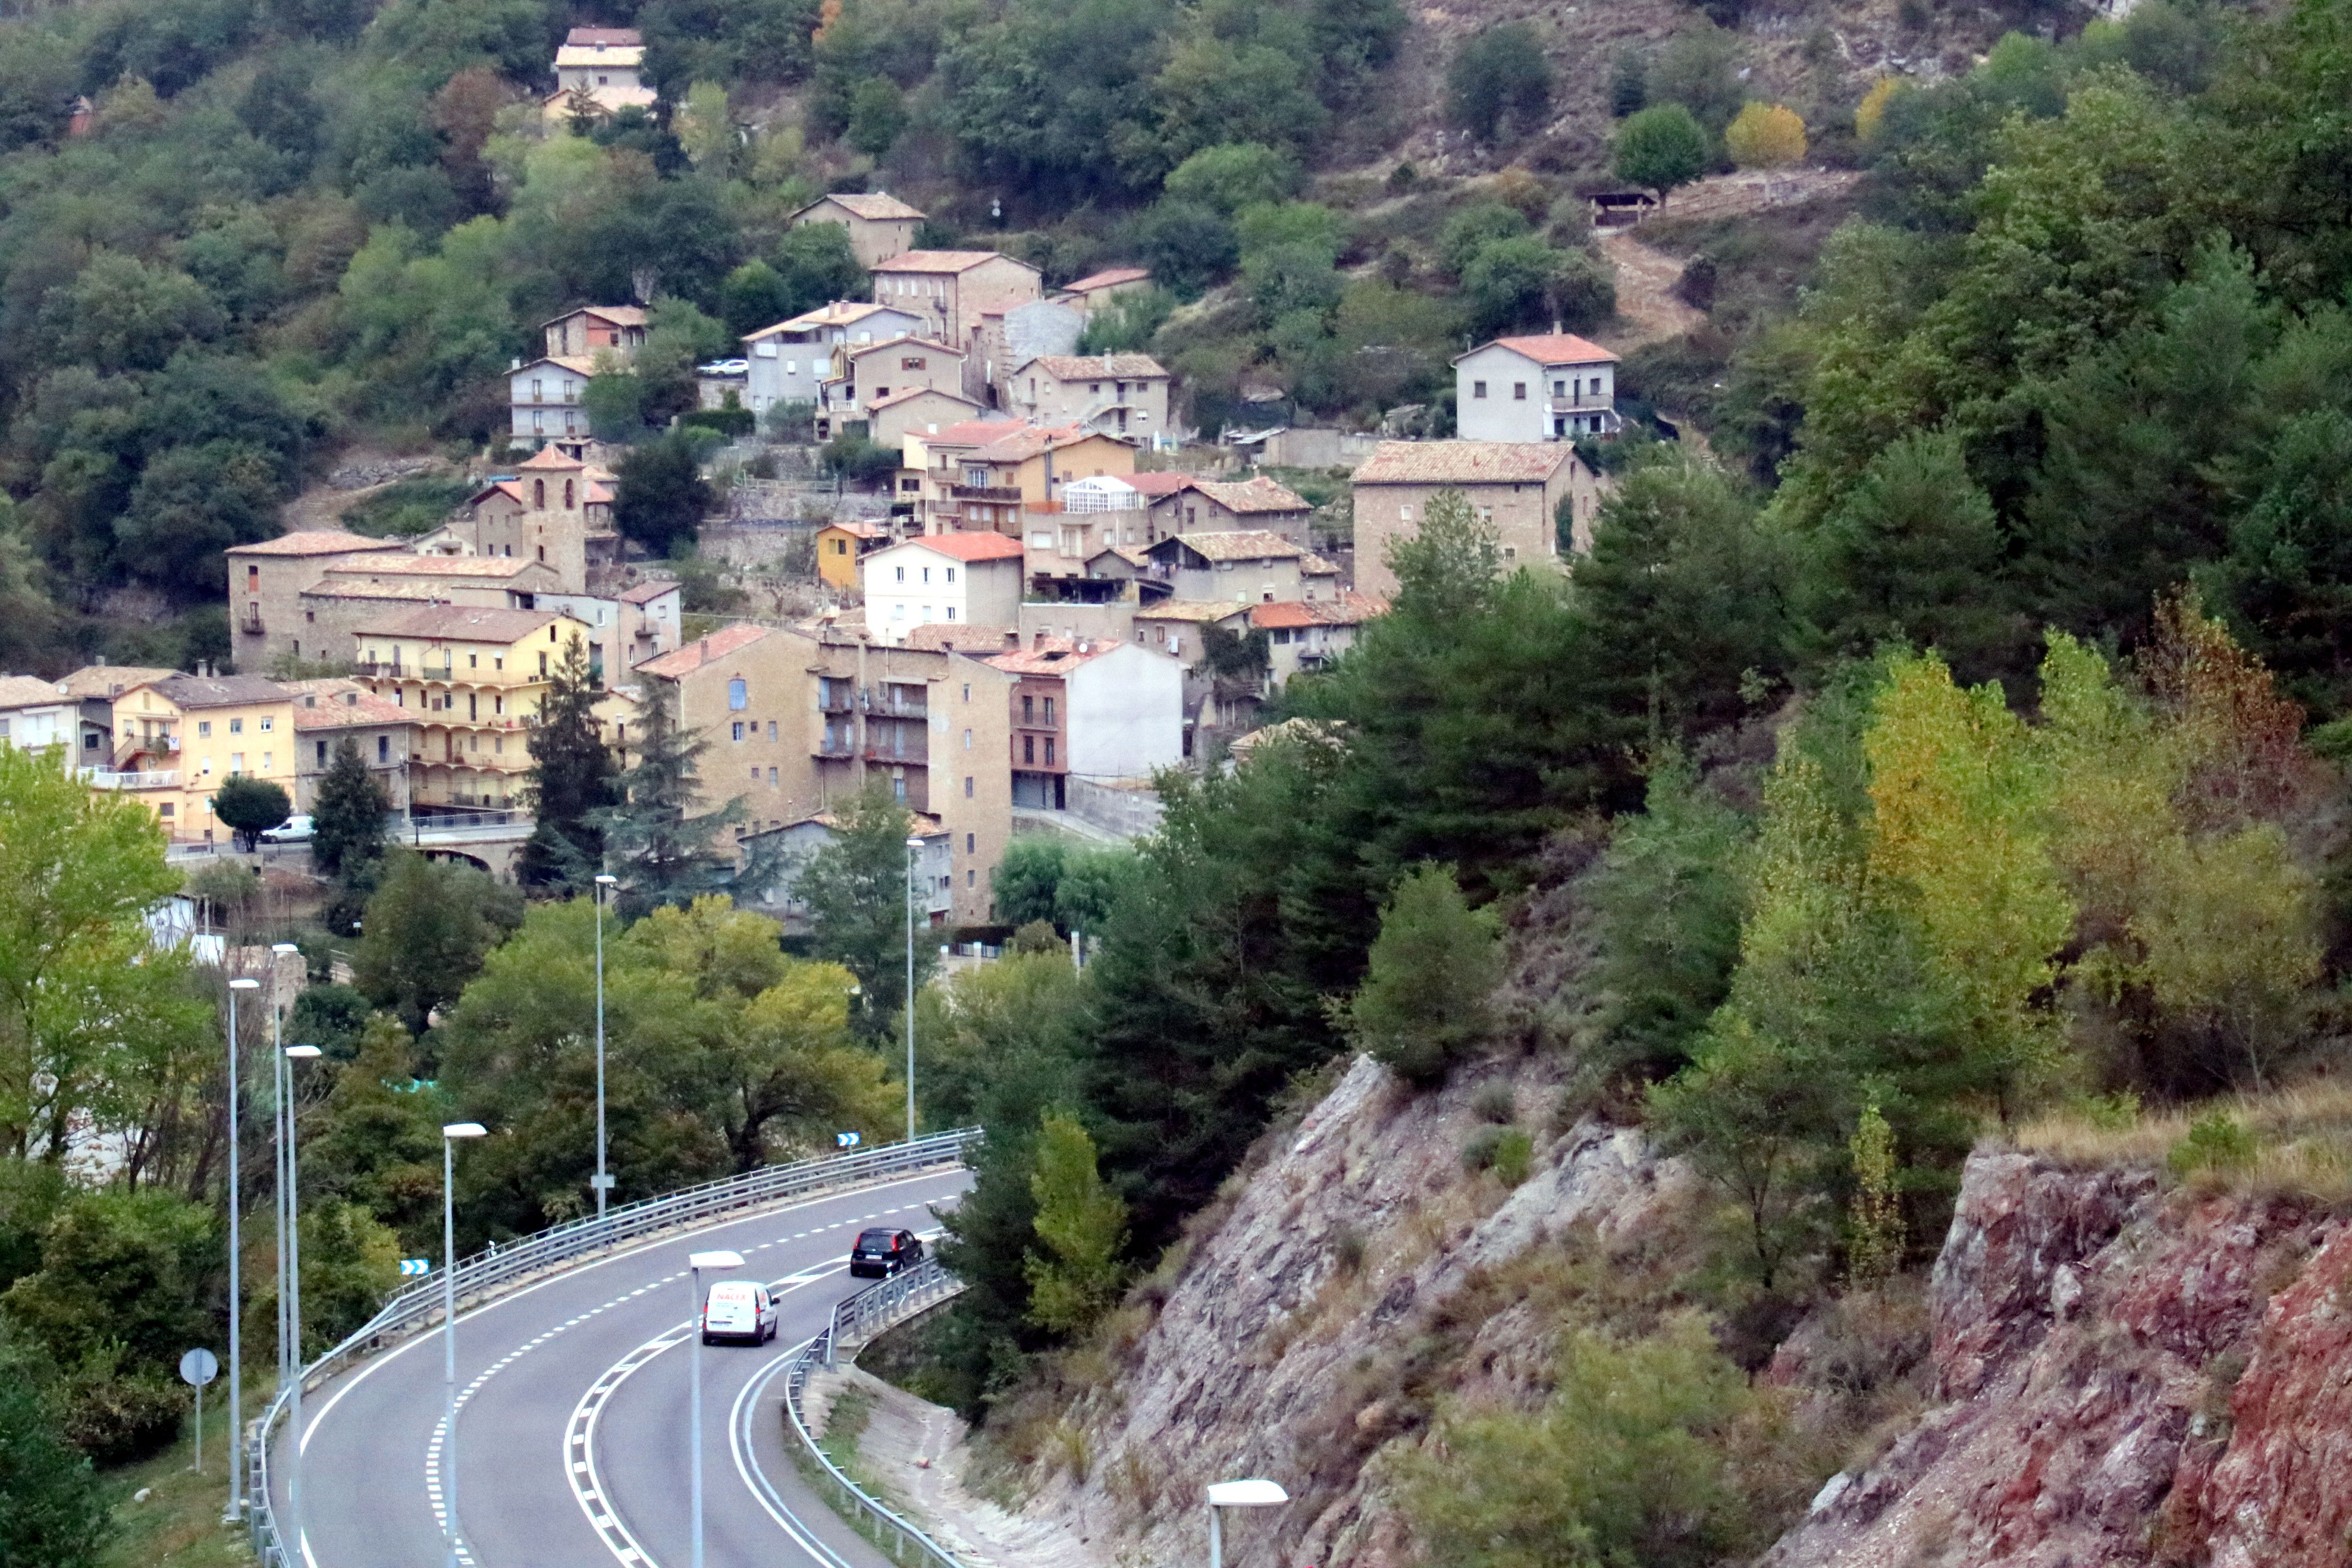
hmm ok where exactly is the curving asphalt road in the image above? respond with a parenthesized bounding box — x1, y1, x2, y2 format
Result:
(281, 1168, 969, 1568)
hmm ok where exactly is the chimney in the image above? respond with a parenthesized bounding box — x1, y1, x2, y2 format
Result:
(1551, 319, 1562, 336)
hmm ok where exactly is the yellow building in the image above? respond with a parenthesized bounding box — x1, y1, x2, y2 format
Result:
(353, 605, 592, 809)
(96, 674, 300, 844)
(814, 520, 889, 591)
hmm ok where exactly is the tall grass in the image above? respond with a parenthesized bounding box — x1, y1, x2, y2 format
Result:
(2014, 1080, 2352, 1207)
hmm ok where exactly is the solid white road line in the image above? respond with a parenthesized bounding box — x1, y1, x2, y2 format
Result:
(729, 1346, 859, 1568)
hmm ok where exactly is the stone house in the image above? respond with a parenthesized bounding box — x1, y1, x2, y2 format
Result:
(818, 337, 966, 439)
(1052, 266, 1153, 313)
(284, 679, 413, 815)
(1142, 530, 1327, 604)
(545, 28, 656, 120)
(1349, 440, 1603, 598)
(1137, 474, 1315, 546)
(542, 304, 648, 361)
(228, 530, 408, 672)
(869, 251, 1043, 398)
(1004, 353, 1173, 438)
(864, 386, 983, 452)
(788, 192, 925, 269)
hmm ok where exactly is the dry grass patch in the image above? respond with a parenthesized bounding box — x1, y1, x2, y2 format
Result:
(2015, 1079, 2352, 1207)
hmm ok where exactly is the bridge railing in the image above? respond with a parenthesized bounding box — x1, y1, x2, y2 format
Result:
(243, 1128, 980, 1565)
(786, 1258, 972, 1567)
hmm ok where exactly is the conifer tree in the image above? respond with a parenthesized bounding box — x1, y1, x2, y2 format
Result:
(591, 684, 780, 919)
(312, 736, 389, 880)
(520, 634, 618, 892)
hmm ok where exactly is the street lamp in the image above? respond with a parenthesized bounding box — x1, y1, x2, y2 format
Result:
(593, 873, 618, 1223)
(268, 942, 300, 1403)
(1205, 1478, 1288, 1568)
(686, 1249, 744, 1568)
(439, 1122, 488, 1568)
(904, 835, 924, 1145)
(281, 1043, 321, 1561)
(223, 974, 260, 1526)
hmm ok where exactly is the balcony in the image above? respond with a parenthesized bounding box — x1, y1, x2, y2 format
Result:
(863, 733, 928, 764)
(240, 603, 263, 633)
(357, 660, 408, 678)
(80, 767, 176, 790)
(815, 728, 855, 758)
(950, 484, 1022, 504)
(818, 687, 856, 715)
(869, 696, 927, 720)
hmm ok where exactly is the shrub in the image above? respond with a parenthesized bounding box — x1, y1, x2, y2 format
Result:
(2169, 1111, 2258, 1178)
(1854, 78, 1901, 144)
(47, 1345, 186, 1465)
(1472, 1081, 1518, 1124)
(212, 773, 291, 850)
(1462, 1124, 1509, 1173)
(1725, 102, 1807, 168)
(1163, 143, 1300, 214)
(1489, 1128, 1534, 1186)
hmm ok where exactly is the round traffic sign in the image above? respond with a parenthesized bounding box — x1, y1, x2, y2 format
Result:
(178, 1347, 219, 1387)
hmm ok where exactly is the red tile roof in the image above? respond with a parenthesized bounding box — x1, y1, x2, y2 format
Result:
(1250, 592, 1385, 630)
(904, 623, 1019, 652)
(1062, 266, 1151, 293)
(984, 636, 1126, 674)
(634, 622, 774, 678)
(619, 579, 680, 603)
(803, 192, 925, 222)
(1476, 333, 1621, 366)
(565, 26, 641, 45)
(1193, 476, 1311, 515)
(516, 447, 585, 470)
(896, 532, 1025, 563)
(873, 250, 1038, 275)
(1126, 471, 1199, 497)
(228, 530, 402, 558)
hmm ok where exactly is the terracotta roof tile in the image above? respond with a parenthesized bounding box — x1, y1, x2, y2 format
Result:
(355, 606, 573, 643)
(1478, 333, 1620, 366)
(801, 192, 925, 222)
(983, 636, 1127, 674)
(619, 579, 679, 603)
(1134, 600, 1252, 624)
(1351, 441, 1574, 485)
(228, 530, 402, 558)
(1191, 476, 1310, 515)
(149, 674, 291, 709)
(634, 622, 775, 678)
(1062, 266, 1150, 293)
(873, 250, 1038, 275)
(888, 532, 1025, 563)
(0, 674, 64, 707)
(903, 623, 1019, 652)
(58, 665, 178, 699)
(1020, 353, 1169, 380)
(1151, 529, 1304, 563)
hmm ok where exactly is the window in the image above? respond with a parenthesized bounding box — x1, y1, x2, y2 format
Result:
(202, 757, 213, 775)
(962, 683, 971, 703)
(946, 607, 957, 621)
(534, 480, 546, 509)
(495, 696, 504, 715)
(965, 832, 974, 853)
(892, 777, 906, 803)
(494, 656, 503, 670)
(895, 566, 906, 582)
(1044, 737, 1055, 765)
(230, 717, 244, 734)
(945, 567, 956, 582)
(769, 766, 778, 785)
(230, 752, 243, 771)
(539, 652, 549, 676)
(1473, 380, 1488, 399)
(377, 736, 389, 763)
(963, 728, 972, 749)
(1022, 734, 1035, 763)
(1021, 694, 1033, 723)
(728, 678, 748, 710)
(469, 654, 478, 668)
(316, 740, 328, 766)
(1553, 379, 1565, 396)
(1043, 696, 1055, 725)
(261, 752, 271, 771)
(767, 721, 777, 741)
(198, 721, 213, 738)
(732, 721, 744, 741)
(1513, 382, 1527, 400)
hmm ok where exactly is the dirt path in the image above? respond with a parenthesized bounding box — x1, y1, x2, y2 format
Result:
(1595, 227, 1706, 353)
(808, 1366, 1104, 1568)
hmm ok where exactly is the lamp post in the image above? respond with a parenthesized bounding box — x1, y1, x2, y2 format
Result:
(686, 1250, 744, 1568)
(439, 1122, 488, 1568)
(268, 942, 299, 1403)
(593, 873, 618, 1223)
(904, 835, 924, 1145)
(223, 974, 260, 1526)
(1205, 1478, 1289, 1568)
(281, 1043, 321, 1560)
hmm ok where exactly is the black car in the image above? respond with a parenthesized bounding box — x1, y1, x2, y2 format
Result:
(848, 1227, 924, 1278)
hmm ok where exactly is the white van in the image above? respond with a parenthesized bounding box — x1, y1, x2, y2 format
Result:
(260, 815, 315, 844)
(700, 1280, 777, 1345)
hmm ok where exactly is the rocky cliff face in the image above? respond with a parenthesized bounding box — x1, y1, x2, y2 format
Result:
(1007, 1058, 2352, 1568)
(1019, 1052, 1695, 1567)
(1767, 1149, 2351, 1568)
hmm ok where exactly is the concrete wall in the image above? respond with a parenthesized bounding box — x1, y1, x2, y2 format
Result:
(1068, 775, 1164, 840)
(1068, 643, 1182, 780)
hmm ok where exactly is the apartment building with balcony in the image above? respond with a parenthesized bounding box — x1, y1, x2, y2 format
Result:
(982, 635, 1182, 812)
(353, 606, 592, 809)
(1452, 333, 1620, 442)
(1140, 530, 1339, 604)
(743, 301, 928, 416)
(634, 623, 1017, 925)
(97, 673, 300, 843)
(284, 679, 414, 814)
(815, 337, 966, 440)
(1004, 353, 1172, 438)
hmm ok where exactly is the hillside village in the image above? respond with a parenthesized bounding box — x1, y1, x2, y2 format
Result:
(1, 25, 1640, 927)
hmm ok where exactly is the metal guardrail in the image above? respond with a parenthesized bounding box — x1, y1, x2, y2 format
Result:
(786, 1259, 970, 1567)
(242, 1128, 979, 1566)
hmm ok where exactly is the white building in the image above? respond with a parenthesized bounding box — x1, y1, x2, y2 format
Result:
(742, 302, 927, 418)
(982, 636, 1184, 810)
(509, 356, 595, 448)
(861, 533, 1027, 646)
(547, 26, 657, 120)
(0, 674, 77, 754)
(1452, 333, 1621, 442)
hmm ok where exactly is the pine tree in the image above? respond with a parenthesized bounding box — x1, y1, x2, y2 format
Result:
(1346, 862, 1503, 1085)
(591, 684, 779, 920)
(1023, 1111, 1128, 1334)
(519, 633, 618, 892)
(312, 736, 389, 880)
